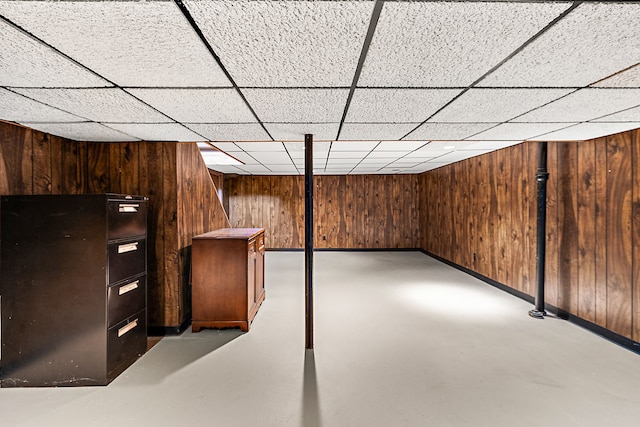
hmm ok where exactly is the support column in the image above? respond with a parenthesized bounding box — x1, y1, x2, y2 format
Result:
(305, 134, 314, 348)
(530, 141, 549, 319)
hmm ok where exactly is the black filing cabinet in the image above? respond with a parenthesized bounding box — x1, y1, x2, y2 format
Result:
(0, 194, 148, 387)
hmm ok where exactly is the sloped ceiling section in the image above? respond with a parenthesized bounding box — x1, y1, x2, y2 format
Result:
(1, 0, 640, 175)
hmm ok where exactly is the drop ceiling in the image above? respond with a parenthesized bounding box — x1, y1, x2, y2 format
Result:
(1, 0, 640, 175)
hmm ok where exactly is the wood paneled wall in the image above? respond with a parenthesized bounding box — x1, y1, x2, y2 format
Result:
(421, 130, 640, 343)
(224, 174, 419, 249)
(0, 121, 229, 330)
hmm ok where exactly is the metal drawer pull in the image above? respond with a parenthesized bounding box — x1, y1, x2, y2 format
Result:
(119, 281, 139, 295)
(118, 242, 138, 253)
(118, 319, 138, 337)
(118, 203, 139, 213)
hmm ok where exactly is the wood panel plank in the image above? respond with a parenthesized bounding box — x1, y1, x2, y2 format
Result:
(545, 142, 559, 308)
(120, 142, 140, 196)
(510, 144, 524, 293)
(632, 129, 640, 342)
(62, 139, 79, 194)
(557, 142, 579, 313)
(109, 143, 121, 194)
(606, 131, 633, 337)
(594, 137, 608, 327)
(261, 175, 272, 245)
(50, 135, 63, 194)
(524, 141, 537, 296)
(577, 138, 597, 322)
(87, 142, 111, 194)
(496, 149, 508, 285)
(162, 142, 180, 326)
(32, 130, 52, 194)
(0, 123, 33, 194)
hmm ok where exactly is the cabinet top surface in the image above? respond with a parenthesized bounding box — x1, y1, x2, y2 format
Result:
(193, 228, 264, 240)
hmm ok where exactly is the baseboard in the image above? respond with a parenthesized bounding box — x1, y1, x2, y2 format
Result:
(267, 247, 421, 252)
(421, 250, 640, 356)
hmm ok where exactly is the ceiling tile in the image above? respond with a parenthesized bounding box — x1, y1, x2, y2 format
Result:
(592, 65, 640, 88)
(329, 151, 369, 160)
(104, 123, 205, 142)
(243, 89, 348, 122)
(459, 141, 523, 151)
(339, 123, 418, 140)
(185, 0, 372, 87)
(128, 88, 256, 123)
(25, 122, 136, 142)
(467, 123, 575, 141)
(346, 89, 461, 122)
(481, 3, 640, 87)
(359, 1, 571, 87)
(0, 89, 84, 122)
(0, 1, 230, 87)
(407, 123, 497, 141)
(376, 141, 428, 151)
(12, 88, 168, 122)
(207, 165, 247, 174)
(187, 123, 270, 141)
(592, 106, 640, 123)
(211, 142, 242, 152)
(265, 123, 339, 141)
(534, 122, 640, 141)
(366, 150, 406, 159)
(237, 164, 272, 174)
(0, 19, 109, 88)
(330, 141, 380, 151)
(518, 89, 640, 122)
(430, 89, 573, 123)
(221, 151, 258, 165)
(246, 151, 293, 164)
(235, 142, 286, 152)
(326, 158, 360, 165)
(433, 150, 493, 164)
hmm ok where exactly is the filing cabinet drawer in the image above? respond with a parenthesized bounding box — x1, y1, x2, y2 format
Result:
(108, 239, 146, 285)
(107, 200, 147, 240)
(107, 310, 146, 375)
(107, 275, 146, 328)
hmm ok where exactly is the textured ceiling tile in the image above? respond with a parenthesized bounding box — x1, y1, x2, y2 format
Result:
(104, 123, 205, 142)
(434, 150, 493, 163)
(0, 1, 230, 87)
(235, 142, 286, 152)
(518, 89, 640, 122)
(243, 89, 348, 122)
(534, 122, 640, 141)
(211, 142, 243, 152)
(460, 141, 523, 151)
(431, 89, 572, 123)
(246, 151, 292, 164)
(339, 123, 418, 140)
(467, 123, 575, 141)
(359, 2, 571, 87)
(186, 123, 270, 141)
(346, 89, 461, 122)
(330, 141, 380, 151)
(265, 123, 339, 141)
(592, 106, 640, 122)
(13, 88, 168, 122)
(592, 65, 640, 88)
(128, 89, 256, 123)
(185, 0, 372, 87)
(0, 89, 84, 122)
(0, 20, 109, 88)
(25, 122, 136, 142)
(481, 3, 640, 87)
(407, 123, 497, 141)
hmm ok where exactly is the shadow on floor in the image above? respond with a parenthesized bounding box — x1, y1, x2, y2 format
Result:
(302, 349, 321, 427)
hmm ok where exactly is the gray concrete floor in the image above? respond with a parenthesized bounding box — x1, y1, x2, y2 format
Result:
(1, 251, 640, 427)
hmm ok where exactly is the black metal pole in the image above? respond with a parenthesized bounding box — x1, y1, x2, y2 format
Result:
(305, 134, 314, 348)
(529, 141, 549, 319)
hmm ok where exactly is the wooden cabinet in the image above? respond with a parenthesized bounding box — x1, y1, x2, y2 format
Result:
(0, 194, 148, 387)
(191, 228, 265, 332)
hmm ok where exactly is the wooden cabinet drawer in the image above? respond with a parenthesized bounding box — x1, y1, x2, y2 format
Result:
(107, 200, 147, 240)
(107, 275, 146, 328)
(108, 239, 146, 285)
(107, 310, 146, 376)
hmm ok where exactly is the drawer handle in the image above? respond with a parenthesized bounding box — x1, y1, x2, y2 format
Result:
(118, 242, 138, 253)
(118, 203, 139, 213)
(119, 280, 139, 295)
(118, 319, 138, 337)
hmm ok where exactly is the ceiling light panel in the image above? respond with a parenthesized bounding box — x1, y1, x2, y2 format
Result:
(0, 19, 109, 88)
(186, 123, 270, 141)
(518, 89, 640, 122)
(0, 89, 84, 122)
(467, 123, 574, 141)
(346, 89, 461, 122)
(12, 88, 168, 122)
(265, 123, 339, 141)
(592, 65, 640, 88)
(185, 0, 372, 87)
(339, 123, 418, 140)
(128, 89, 256, 123)
(359, 1, 571, 87)
(430, 89, 572, 123)
(480, 3, 640, 87)
(534, 122, 640, 141)
(104, 123, 205, 142)
(407, 123, 497, 141)
(0, 1, 230, 87)
(26, 122, 136, 142)
(243, 89, 348, 122)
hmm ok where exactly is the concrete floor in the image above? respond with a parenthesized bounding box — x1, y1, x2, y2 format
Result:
(1, 251, 640, 427)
